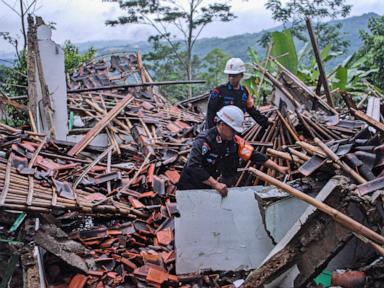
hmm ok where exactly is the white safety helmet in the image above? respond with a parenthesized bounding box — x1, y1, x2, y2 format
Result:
(216, 105, 245, 133)
(224, 58, 246, 74)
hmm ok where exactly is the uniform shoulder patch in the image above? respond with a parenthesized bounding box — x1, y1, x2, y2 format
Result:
(202, 142, 210, 155)
(210, 88, 221, 99)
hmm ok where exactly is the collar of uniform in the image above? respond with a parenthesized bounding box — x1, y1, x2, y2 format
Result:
(210, 127, 221, 143)
(211, 126, 233, 145)
(226, 82, 234, 91)
(226, 82, 243, 91)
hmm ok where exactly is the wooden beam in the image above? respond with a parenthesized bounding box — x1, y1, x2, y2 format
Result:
(351, 108, 384, 133)
(26, 15, 38, 127)
(305, 17, 334, 108)
(67, 94, 134, 156)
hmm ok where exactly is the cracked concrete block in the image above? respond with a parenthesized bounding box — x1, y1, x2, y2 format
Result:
(255, 187, 314, 244)
(243, 176, 366, 288)
(175, 186, 274, 274)
(261, 178, 341, 266)
(35, 224, 95, 273)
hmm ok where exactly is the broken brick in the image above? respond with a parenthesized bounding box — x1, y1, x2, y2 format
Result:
(68, 274, 88, 288)
(139, 191, 157, 199)
(120, 257, 138, 270)
(146, 268, 169, 285)
(164, 169, 180, 184)
(156, 228, 173, 246)
(128, 196, 145, 209)
(161, 250, 176, 264)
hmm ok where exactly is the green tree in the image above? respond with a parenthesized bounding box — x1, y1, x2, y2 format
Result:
(0, 50, 28, 126)
(358, 15, 384, 90)
(264, 0, 352, 53)
(0, 40, 96, 127)
(143, 39, 202, 102)
(63, 40, 96, 72)
(198, 48, 230, 90)
(106, 0, 236, 97)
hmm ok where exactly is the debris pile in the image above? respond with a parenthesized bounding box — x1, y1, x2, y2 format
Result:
(67, 53, 152, 90)
(1, 20, 384, 287)
(1, 51, 247, 286)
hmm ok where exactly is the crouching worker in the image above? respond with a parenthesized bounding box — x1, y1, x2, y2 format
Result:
(177, 105, 288, 197)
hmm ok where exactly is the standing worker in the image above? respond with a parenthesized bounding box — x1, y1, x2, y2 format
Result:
(177, 105, 288, 197)
(206, 58, 269, 129)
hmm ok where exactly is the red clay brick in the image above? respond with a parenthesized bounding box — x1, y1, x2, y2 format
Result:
(146, 268, 169, 285)
(164, 170, 180, 184)
(68, 274, 88, 288)
(120, 257, 138, 270)
(156, 228, 173, 246)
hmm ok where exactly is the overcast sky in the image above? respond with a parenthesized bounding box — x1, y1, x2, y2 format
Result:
(1, 0, 383, 54)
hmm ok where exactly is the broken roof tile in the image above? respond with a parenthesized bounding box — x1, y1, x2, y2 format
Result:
(164, 169, 180, 185)
(146, 268, 169, 285)
(68, 274, 88, 288)
(156, 228, 173, 246)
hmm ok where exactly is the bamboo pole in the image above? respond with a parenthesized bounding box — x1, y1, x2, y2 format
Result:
(314, 138, 367, 184)
(286, 147, 311, 161)
(0, 154, 13, 205)
(266, 148, 304, 164)
(276, 111, 300, 142)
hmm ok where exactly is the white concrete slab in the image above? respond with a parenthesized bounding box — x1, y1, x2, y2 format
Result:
(273, 88, 296, 111)
(175, 186, 274, 274)
(261, 178, 340, 266)
(366, 97, 381, 133)
(263, 195, 310, 243)
(36, 24, 68, 141)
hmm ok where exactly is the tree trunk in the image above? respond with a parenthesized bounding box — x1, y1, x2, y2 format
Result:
(20, 0, 27, 50)
(187, 0, 194, 98)
(187, 49, 192, 98)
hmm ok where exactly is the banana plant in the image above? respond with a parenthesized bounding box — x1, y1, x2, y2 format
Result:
(246, 29, 382, 106)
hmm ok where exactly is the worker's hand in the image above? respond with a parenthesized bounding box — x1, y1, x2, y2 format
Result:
(277, 166, 289, 175)
(213, 182, 228, 198)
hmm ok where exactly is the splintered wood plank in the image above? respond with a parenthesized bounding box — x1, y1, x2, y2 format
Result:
(67, 94, 134, 156)
(352, 108, 384, 133)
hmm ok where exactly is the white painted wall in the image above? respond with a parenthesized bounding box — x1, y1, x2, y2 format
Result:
(36, 25, 68, 141)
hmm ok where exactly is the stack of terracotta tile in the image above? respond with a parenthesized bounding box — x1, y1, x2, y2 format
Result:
(67, 54, 142, 90)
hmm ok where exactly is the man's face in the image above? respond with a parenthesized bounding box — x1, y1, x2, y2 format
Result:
(228, 73, 243, 87)
(218, 122, 235, 141)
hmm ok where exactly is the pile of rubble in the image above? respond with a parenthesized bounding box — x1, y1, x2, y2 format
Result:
(0, 46, 249, 286)
(66, 53, 151, 90)
(1, 18, 384, 288)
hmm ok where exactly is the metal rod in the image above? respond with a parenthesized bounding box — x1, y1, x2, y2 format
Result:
(67, 80, 206, 94)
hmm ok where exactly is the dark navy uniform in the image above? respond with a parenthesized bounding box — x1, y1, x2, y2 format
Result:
(206, 83, 269, 129)
(177, 127, 268, 190)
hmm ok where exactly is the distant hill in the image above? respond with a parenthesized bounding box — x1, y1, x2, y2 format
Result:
(74, 12, 379, 66)
(0, 12, 380, 67)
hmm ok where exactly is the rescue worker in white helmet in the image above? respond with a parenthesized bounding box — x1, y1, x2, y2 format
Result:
(205, 58, 269, 130)
(177, 106, 288, 197)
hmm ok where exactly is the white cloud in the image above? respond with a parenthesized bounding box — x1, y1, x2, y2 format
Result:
(0, 0, 383, 54)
